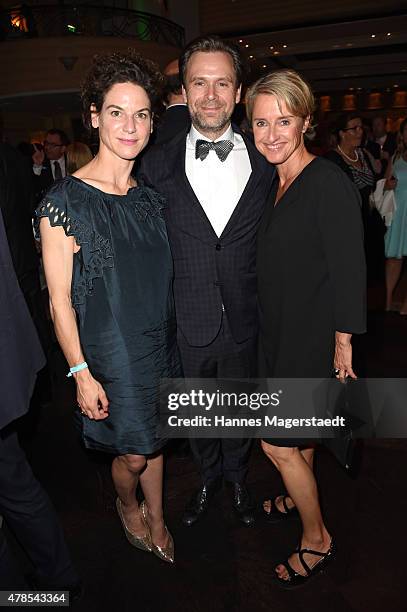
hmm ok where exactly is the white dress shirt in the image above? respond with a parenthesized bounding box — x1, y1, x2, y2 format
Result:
(185, 124, 251, 237)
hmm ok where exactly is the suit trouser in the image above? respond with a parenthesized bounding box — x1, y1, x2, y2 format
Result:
(177, 314, 256, 484)
(0, 425, 79, 589)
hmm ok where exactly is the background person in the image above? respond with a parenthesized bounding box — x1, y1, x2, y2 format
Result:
(0, 208, 80, 595)
(154, 58, 190, 145)
(325, 113, 385, 280)
(366, 115, 397, 178)
(66, 141, 93, 175)
(32, 129, 70, 199)
(384, 118, 407, 314)
(246, 69, 366, 587)
(36, 51, 180, 564)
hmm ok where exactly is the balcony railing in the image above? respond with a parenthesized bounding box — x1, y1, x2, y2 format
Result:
(0, 4, 185, 47)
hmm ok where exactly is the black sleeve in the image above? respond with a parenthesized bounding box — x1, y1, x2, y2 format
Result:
(316, 161, 367, 334)
(137, 147, 160, 188)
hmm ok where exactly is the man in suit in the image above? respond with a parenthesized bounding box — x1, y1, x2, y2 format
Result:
(0, 143, 51, 356)
(154, 58, 190, 145)
(140, 35, 275, 527)
(0, 207, 80, 594)
(32, 129, 69, 199)
(366, 115, 397, 178)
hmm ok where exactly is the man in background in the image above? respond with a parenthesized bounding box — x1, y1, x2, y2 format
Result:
(32, 129, 69, 199)
(366, 115, 397, 177)
(154, 58, 190, 145)
(0, 205, 80, 594)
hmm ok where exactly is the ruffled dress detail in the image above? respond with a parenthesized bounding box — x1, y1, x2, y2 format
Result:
(35, 177, 181, 455)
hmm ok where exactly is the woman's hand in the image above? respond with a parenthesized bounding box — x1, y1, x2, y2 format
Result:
(384, 176, 397, 191)
(74, 369, 109, 420)
(334, 332, 356, 382)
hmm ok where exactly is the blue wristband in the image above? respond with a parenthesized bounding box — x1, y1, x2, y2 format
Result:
(67, 362, 88, 377)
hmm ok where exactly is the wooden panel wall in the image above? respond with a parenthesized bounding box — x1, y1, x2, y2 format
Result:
(0, 37, 178, 97)
(199, 0, 406, 34)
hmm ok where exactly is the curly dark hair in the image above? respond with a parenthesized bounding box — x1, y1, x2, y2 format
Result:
(81, 50, 163, 131)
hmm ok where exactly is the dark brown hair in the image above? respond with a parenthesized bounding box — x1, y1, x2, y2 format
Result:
(331, 113, 363, 139)
(179, 35, 244, 87)
(81, 50, 163, 131)
(46, 128, 70, 146)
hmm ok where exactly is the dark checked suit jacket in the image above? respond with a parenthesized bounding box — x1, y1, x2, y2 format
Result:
(139, 125, 275, 347)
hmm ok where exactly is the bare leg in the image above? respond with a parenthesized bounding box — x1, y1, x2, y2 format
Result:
(111, 454, 147, 537)
(400, 286, 407, 315)
(261, 442, 331, 580)
(139, 454, 168, 548)
(263, 445, 315, 513)
(385, 258, 403, 310)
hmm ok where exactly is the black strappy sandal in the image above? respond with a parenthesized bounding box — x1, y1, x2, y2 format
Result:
(262, 495, 299, 523)
(274, 538, 337, 589)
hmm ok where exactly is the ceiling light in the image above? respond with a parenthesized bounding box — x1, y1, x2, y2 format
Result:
(349, 87, 354, 91)
(283, 44, 287, 48)
(387, 32, 391, 36)
(371, 34, 376, 38)
(239, 39, 243, 43)
(245, 44, 249, 48)
(262, 64, 267, 68)
(273, 51, 280, 55)
(394, 84, 399, 88)
(249, 55, 254, 58)
(269, 46, 274, 50)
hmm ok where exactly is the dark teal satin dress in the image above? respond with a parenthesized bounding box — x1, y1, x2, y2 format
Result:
(35, 176, 181, 455)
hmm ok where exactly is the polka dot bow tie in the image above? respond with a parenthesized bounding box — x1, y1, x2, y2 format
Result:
(195, 139, 234, 162)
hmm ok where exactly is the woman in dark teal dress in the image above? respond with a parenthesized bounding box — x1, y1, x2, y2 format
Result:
(35, 51, 180, 563)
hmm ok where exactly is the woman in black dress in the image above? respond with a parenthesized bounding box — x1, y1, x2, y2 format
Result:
(246, 70, 366, 586)
(36, 52, 180, 563)
(325, 114, 385, 280)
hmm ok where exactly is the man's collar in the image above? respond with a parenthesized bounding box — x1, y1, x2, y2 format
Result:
(166, 103, 188, 110)
(188, 124, 234, 146)
(48, 155, 65, 164)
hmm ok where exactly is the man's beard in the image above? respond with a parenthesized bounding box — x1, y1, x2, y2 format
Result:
(190, 107, 231, 135)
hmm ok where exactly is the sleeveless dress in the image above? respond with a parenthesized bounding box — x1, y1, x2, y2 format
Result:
(385, 157, 407, 258)
(35, 176, 181, 455)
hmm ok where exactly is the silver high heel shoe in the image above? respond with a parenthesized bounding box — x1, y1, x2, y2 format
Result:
(140, 501, 174, 564)
(116, 498, 152, 552)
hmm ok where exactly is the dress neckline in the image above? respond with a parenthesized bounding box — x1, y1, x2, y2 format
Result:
(273, 156, 318, 207)
(68, 175, 140, 197)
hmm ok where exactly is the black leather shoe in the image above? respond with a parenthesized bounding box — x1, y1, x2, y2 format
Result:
(182, 480, 220, 527)
(229, 483, 255, 526)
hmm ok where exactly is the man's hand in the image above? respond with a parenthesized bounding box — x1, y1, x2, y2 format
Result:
(32, 143, 45, 167)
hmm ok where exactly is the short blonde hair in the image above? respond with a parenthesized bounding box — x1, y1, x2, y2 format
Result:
(246, 69, 315, 127)
(66, 141, 93, 174)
